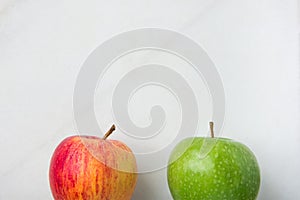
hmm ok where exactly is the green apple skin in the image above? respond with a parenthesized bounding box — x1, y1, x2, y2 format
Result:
(167, 137, 260, 200)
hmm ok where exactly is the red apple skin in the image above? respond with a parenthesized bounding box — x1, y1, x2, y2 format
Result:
(49, 135, 137, 200)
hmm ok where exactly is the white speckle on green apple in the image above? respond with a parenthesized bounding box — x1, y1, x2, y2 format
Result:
(167, 122, 260, 200)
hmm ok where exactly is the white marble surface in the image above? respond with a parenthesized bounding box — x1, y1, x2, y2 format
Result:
(0, 0, 299, 199)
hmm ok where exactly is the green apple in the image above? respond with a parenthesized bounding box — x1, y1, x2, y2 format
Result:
(167, 122, 260, 200)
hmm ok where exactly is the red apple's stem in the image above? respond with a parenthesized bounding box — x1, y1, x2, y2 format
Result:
(102, 124, 116, 140)
(209, 121, 215, 138)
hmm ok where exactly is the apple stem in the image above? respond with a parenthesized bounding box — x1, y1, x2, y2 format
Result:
(209, 121, 215, 138)
(102, 124, 116, 140)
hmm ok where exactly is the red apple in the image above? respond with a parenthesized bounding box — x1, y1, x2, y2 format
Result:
(49, 125, 137, 200)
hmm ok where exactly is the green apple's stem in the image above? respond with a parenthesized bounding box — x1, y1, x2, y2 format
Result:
(102, 124, 116, 140)
(209, 121, 215, 138)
